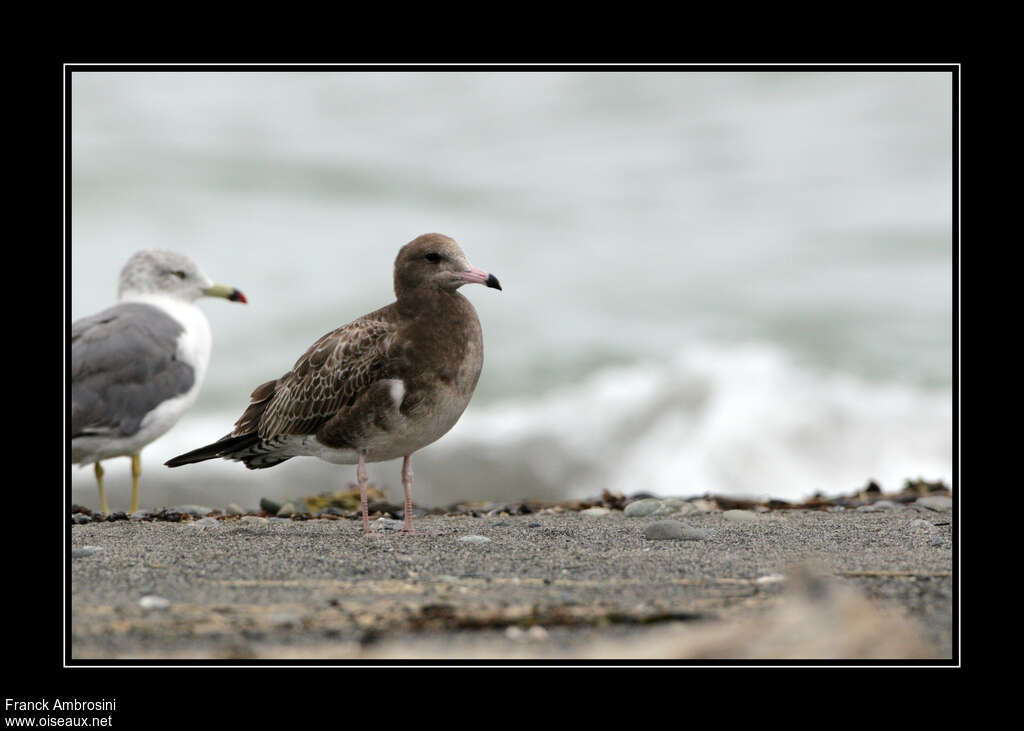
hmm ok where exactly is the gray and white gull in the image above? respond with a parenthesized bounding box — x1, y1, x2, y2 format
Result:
(166, 233, 502, 536)
(71, 250, 248, 514)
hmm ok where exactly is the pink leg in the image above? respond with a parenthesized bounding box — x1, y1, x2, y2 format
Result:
(400, 455, 415, 532)
(358, 453, 381, 537)
(398, 454, 436, 536)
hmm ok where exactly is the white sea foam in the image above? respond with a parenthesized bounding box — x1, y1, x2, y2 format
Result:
(412, 342, 953, 504)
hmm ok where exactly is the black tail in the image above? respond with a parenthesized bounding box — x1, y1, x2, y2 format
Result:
(165, 433, 260, 467)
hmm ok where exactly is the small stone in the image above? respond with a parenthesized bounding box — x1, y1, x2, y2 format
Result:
(169, 504, 214, 517)
(581, 507, 611, 517)
(916, 496, 952, 512)
(267, 517, 291, 525)
(690, 499, 717, 512)
(505, 626, 525, 640)
(71, 513, 92, 524)
(527, 626, 549, 640)
(371, 517, 404, 532)
(226, 503, 245, 515)
(459, 535, 492, 544)
(187, 517, 220, 529)
(624, 499, 663, 517)
(129, 510, 151, 521)
(857, 501, 897, 512)
(72, 546, 103, 558)
(240, 516, 268, 526)
(259, 497, 282, 514)
(276, 502, 295, 517)
(721, 509, 762, 523)
(139, 595, 171, 610)
(643, 520, 709, 541)
(657, 500, 699, 516)
(909, 519, 938, 531)
(756, 573, 786, 584)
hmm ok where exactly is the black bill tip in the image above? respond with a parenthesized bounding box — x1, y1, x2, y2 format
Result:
(486, 273, 502, 291)
(229, 289, 248, 303)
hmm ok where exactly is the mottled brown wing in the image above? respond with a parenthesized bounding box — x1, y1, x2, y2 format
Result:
(232, 316, 400, 440)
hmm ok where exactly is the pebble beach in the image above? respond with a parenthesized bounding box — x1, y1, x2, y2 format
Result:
(69, 483, 955, 662)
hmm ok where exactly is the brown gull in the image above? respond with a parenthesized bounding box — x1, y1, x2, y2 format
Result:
(72, 250, 248, 514)
(165, 233, 502, 535)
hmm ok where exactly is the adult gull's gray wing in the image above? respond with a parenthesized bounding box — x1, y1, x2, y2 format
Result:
(71, 302, 196, 439)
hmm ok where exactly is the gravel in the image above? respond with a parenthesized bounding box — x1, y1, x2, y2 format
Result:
(70, 507, 955, 660)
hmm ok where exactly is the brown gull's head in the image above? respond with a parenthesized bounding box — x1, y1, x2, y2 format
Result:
(394, 233, 502, 297)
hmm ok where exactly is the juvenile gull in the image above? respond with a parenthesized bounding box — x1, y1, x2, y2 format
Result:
(166, 233, 501, 535)
(72, 250, 247, 514)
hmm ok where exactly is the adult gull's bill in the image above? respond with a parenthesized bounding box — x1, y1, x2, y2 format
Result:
(71, 250, 247, 514)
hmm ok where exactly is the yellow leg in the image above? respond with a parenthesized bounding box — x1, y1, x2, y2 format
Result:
(94, 462, 108, 515)
(130, 453, 141, 514)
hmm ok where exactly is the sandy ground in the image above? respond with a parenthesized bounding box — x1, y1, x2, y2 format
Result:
(69, 505, 955, 662)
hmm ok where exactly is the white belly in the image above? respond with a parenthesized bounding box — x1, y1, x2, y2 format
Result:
(264, 378, 473, 465)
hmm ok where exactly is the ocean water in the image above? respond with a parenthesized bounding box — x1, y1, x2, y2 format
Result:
(68, 70, 954, 510)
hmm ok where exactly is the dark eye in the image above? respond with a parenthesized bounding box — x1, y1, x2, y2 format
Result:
(424, 253, 441, 263)
(172, 270, 187, 279)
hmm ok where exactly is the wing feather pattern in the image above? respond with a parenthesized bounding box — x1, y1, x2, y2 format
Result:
(233, 314, 401, 441)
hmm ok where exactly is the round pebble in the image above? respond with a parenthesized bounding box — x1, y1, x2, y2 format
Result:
(580, 507, 611, 517)
(916, 496, 952, 512)
(240, 516, 268, 526)
(226, 503, 245, 515)
(72, 546, 103, 558)
(139, 595, 170, 610)
(459, 535, 492, 544)
(643, 520, 709, 541)
(657, 500, 698, 516)
(624, 499, 662, 517)
(169, 504, 214, 517)
(371, 517, 404, 532)
(276, 502, 296, 517)
(527, 626, 549, 640)
(857, 500, 897, 512)
(187, 517, 219, 529)
(71, 513, 92, 524)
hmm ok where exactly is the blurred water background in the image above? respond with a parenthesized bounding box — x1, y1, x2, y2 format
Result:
(68, 70, 954, 511)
